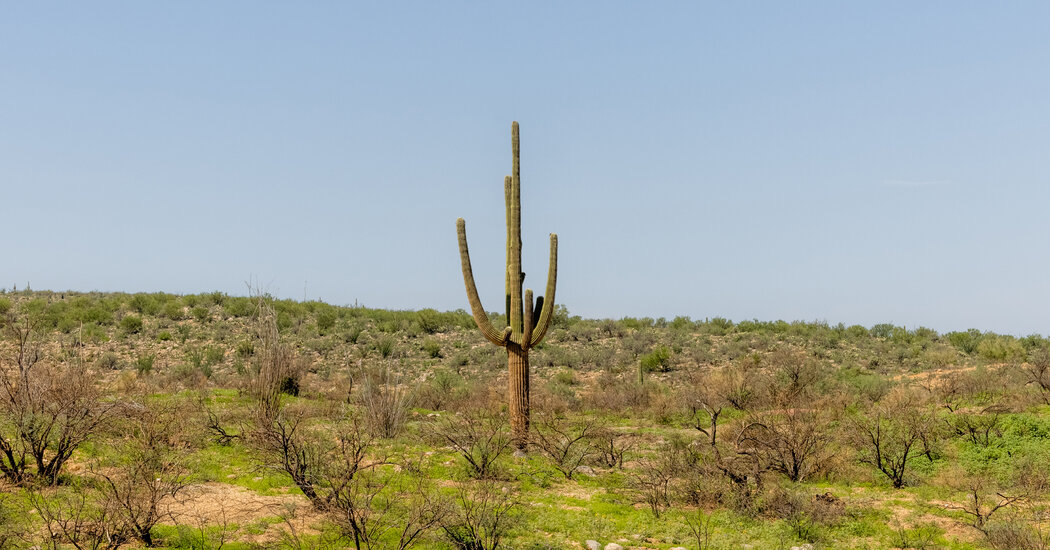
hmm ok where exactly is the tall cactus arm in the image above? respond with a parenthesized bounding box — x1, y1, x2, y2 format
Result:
(457, 218, 510, 347)
(504, 176, 512, 324)
(522, 289, 534, 346)
(529, 233, 558, 347)
(508, 122, 524, 340)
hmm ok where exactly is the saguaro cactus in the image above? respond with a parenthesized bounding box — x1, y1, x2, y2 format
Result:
(457, 121, 558, 453)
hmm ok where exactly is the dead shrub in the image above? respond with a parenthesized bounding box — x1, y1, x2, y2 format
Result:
(428, 408, 511, 480)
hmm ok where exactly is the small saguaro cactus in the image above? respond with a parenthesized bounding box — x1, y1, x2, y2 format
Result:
(456, 121, 558, 453)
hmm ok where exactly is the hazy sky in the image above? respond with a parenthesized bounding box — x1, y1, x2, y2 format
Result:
(3, 3, 1049, 335)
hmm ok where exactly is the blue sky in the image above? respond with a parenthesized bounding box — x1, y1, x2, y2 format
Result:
(2, 2, 1049, 335)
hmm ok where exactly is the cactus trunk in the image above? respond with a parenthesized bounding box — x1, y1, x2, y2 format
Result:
(456, 121, 558, 454)
(507, 342, 529, 451)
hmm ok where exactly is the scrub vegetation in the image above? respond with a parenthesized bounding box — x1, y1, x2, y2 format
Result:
(0, 288, 1049, 549)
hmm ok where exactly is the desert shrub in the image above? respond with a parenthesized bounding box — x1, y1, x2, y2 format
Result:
(640, 346, 672, 373)
(156, 330, 172, 342)
(376, 336, 396, 358)
(136, 354, 155, 375)
(870, 323, 897, 339)
(423, 338, 443, 358)
(185, 347, 205, 369)
(344, 323, 364, 344)
(128, 294, 161, 315)
(97, 352, 122, 370)
(531, 413, 602, 479)
(120, 314, 143, 334)
(762, 486, 844, 543)
(356, 367, 410, 438)
(161, 300, 184, 320)
(978, 335, 1026, 362)
(948, 329, 984, 355)
(236, 339, 255, 358)
(245, 303, 307, 400)
(845, 324, 869, 339)
(223, 296, 256, 317)
(191, 306, 210, 323)
(440, 481, 520, 550)
(204, 291, 226, 306)
(984, 519, 1050, 550)
(204, 345, 225, 366)
(316, 307, 337, 334)
(702, 317, 734, 335)
(417, 308, 444, 334)
(415, 369, 469, 411)
(78, 322, 109, 344)
(429, 408, 511, 479)
(586, 372, 652, 412)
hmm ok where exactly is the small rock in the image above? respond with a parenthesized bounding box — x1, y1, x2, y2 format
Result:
(585, 541, 600, 550)
(574, 465, 595, 476)
(670, 547, 688, 550)
(604, 544, 623, 550)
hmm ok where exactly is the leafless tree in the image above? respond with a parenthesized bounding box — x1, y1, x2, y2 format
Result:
(737, 408, 831, 483)
(852, 391, 936, 488)
(0, 310, 117, 485)
(250, 399, 329, 505)
(1022, 348, 1050, 404)
(684, 508, 715, 550)
(439, 481, 519, 550)
(92, 400, 191, 546)
(429, 408, 511, 479)
(591, 426, 634, 469)
(531, 412, 602, 479)
(945, 405, 1005, 447)
(29, 485, 124, 550)
(688, 369, 732, 446)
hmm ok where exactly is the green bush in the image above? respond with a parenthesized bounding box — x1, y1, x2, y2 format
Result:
(96, 352, 121, 370)
(120, 315, 144, 334)
(204, 346, 225, 366)
(80, 323, 109, 344)
(136, 354, 155, 375)
(236, 340, 254, 358)
(223, 297, 256, 318)
(640, 346, 672, 373)
(128, 294, 161, 315)
(422, 338, 442, 358)
(947, 329, 983, 355)
(157, 330, 173, 342)
(417, 308, 443, 334)
(162, 301, 184, 320)
(977, 335, 1026, 362)
(870, 323, 897, 339)
(316, 308, 337, 333)
(205, 291, 226, 306)
(376, 337, 396, 358)
(191, 306, 210, 323)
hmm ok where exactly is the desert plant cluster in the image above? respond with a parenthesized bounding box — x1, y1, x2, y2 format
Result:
(0, 289, 1049, 549)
